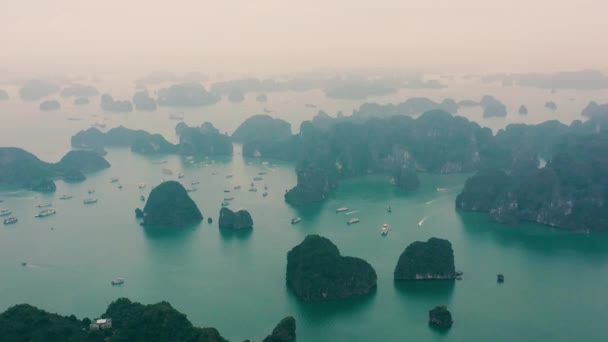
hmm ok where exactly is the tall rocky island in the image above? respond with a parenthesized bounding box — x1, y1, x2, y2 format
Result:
(429, 306, 453, 329)
(456, 132, 608, 232)
(218, 207, 254, 229)
(286, 235, 377, 301)
(141, 181, 203, 226)
(394, 238, 456, 280)
(0, 148, 110, 191)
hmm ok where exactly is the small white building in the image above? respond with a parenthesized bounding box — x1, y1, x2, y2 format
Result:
(89, 318, 112, 330)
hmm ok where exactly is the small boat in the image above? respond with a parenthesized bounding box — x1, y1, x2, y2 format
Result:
(387, 205, 392, 213)
(291, 217, 301, 225)
(186, 188, 197, 192)
(253, 176, 263, 181)
(151, 160, 167, 165)
(83, 198, 98, 204)
(207, 217, 213, 224)
(336, 207, 348, 213)
(21, 262, 27, 266)
(261, 161, 269, 166)
(233, 185, 242, 190)
(221, 201, 230, 207)
(262, 192, 268, 197)
(436, 187, 448, 192)
(347, 218, 360, 225)
(178, 173, 185, 179)
(138, 182, 146, 189)
(88, 189, 95, 194)
(36, 202, 52, 208)
(110, 178, 119, 183)
(258, 171, 267, 175)
(224, 197, 234, 201)
(223, 190, 231, 193)
(418, 216, 429, 227)
(140, 195, 145, 201)
(345, 211, 358, 216)
(381, 224, 389, 235)
(0, 209, 12, 216)
(264, 185, 268, 190)
(111, 278, 125, 285)
(191, 181, 200, 185)
(161, 168, 173, 175)
(248, 188, 258, 192)
(3, 216, 18, 225)
(35, 208, 56, 218)
(226, 174, 233, 178)
(59, 195, 72, 200)
(117, 185, 123, 189)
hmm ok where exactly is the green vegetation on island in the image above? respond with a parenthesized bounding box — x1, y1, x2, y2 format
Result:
(394, 238, 456, 280)
(100, 94, 133, 112)
(262, 316, 296, 342)
(157, 82, 220, 107)
(132, 90, 157, 111)
(142, 181, 203, 226)
(218, 207, 254, 230)
(0, 148, 110, 191)
(286, 235, 377, 301)
(457, 131, 608, 232)
(0, 297, 295, 342)
(428, 306, 453, 329)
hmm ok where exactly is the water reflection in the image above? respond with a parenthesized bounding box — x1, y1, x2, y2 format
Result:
(393, 280, 456, 302)
(287, 286, 377, 322)
(218, 227, 253, 241)
(142, 224, 199, 241)
(457, 210, 608, 261)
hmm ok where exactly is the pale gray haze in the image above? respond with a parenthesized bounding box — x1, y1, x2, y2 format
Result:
(0, 0, 606, 75)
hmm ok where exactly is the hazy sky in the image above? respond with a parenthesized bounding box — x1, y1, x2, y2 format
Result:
(0, 0, 606, 76)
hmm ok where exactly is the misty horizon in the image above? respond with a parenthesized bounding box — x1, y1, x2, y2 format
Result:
(1, 0, 607, 77)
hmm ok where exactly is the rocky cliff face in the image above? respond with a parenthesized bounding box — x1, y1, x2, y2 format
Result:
(394, 238, 456, 280)
(218, 207, 253, 229)
(142, 181, 203, 227)
(286, 235, 377, 301)
(457, 132, 608, 232)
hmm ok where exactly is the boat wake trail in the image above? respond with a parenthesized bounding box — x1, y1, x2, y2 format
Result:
(418, 215, 430, 227)
(425, 199, 435, 205)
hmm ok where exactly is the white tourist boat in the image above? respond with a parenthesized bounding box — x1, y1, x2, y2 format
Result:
(381, 224, 389, 235)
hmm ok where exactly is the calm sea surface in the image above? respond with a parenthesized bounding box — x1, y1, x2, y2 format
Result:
(0, 79, 607, 341)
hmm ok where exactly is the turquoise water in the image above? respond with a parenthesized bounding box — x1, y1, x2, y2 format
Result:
(1, 83, 608, 341)
(1, 146, 608, 341)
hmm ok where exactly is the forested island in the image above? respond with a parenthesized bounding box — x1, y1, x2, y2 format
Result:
(0, 297, 295, 342)
(71, 122, 232, 157)
(101, 94, 133, 112)
(394, 238, 456, 280)
(457, 131, 608, 232)
(286, 235, 377, 301)
(272, 110, 504, 205)
(141, 181, 203, 226)
(0, 148, 110, 191)
(132, 90, 157, 111)
(157, 82, 220, 107)
(218, 207, 254, 230)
